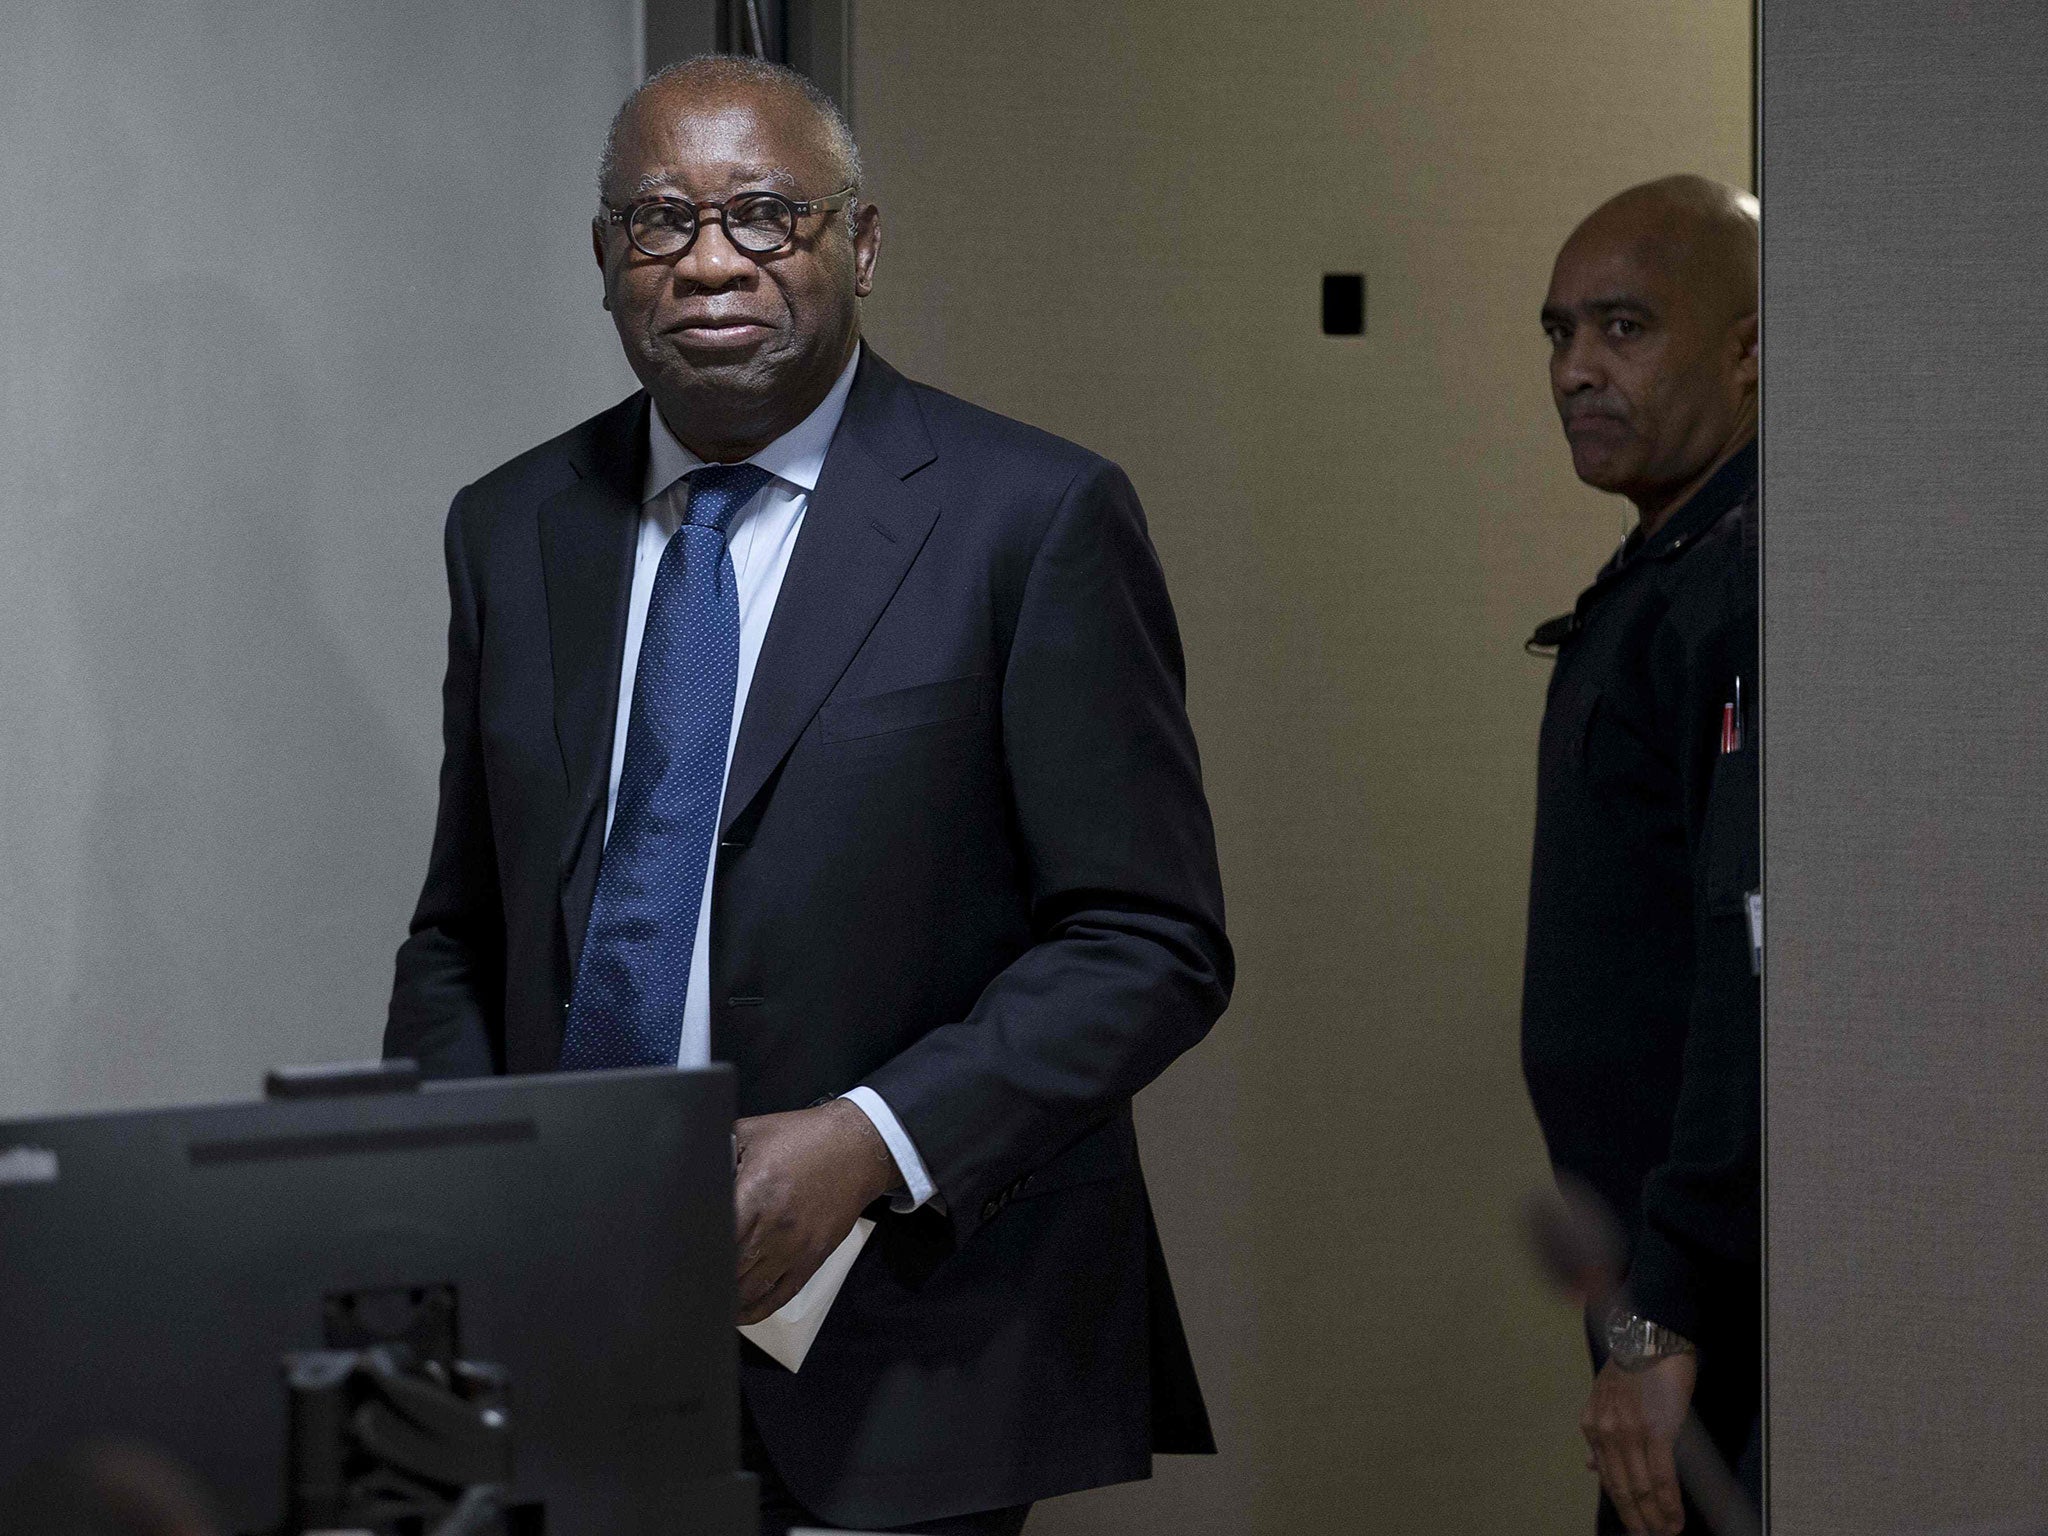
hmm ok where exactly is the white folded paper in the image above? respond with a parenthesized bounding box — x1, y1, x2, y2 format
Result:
(738, 1216, 873, 1371)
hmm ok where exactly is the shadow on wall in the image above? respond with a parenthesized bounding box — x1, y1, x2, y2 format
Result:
(57, 274, 416, 1106)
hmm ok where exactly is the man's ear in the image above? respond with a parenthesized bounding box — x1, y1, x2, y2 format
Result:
(851, 202, 881, 299)
(1732, 310, 1759, 389)
(592, 220, 612, 310)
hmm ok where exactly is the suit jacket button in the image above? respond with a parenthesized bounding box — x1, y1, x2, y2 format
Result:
(981, 1196, 1003, 1222)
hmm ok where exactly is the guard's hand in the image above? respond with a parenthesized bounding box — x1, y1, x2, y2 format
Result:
(1582, 1353, 1697, 1534)
(733, 1100, 898, 1325)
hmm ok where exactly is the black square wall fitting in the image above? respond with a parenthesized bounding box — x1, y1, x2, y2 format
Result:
(1322, 273, 1365, 336)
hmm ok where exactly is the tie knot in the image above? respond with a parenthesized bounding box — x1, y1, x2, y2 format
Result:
(684, 462, 774, 535)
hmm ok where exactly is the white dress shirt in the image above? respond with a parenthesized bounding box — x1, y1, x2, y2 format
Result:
(604, 344, 936, 1211)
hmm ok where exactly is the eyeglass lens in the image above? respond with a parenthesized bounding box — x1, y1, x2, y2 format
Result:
(630, 194, 797, 257)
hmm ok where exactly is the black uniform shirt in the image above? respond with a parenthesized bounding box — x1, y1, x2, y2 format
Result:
(1520, 439, 1759, 1344)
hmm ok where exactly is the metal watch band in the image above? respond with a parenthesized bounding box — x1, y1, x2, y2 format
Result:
(1604, 1309, 1697, 1371)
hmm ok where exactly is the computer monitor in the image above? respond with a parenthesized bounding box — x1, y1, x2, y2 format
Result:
(0, 1065, 755, 1536)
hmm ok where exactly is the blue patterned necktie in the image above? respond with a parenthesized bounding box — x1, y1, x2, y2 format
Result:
(560, 461, 773, 1070)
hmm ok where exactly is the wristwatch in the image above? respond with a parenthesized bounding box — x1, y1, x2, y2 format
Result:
(1603, 1308, 1696, 1372)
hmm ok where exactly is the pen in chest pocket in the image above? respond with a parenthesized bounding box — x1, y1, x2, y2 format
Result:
(1720, 675, 1744, 755)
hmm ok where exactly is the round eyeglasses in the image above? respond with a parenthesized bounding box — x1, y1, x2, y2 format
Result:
(599, 187, 857, 260)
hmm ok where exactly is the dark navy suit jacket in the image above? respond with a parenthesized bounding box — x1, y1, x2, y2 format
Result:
(385, 351, 1232, 1527)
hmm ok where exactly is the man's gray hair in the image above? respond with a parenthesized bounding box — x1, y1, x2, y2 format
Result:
(598, 54, 864, 232)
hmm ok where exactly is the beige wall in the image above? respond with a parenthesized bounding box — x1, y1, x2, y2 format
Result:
(851, 4, 1750, 1530)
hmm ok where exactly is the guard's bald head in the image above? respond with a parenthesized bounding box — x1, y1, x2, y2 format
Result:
(1562, 174, 1758, 329)
(599, 56, 862, 212)
(1542, 175, 1760, 524)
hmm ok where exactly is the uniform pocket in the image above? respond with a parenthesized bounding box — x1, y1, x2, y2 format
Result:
(1543, 677, 1601, 766)
(1701, 741, 1761, 915)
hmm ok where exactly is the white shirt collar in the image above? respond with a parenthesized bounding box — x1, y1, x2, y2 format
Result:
(643, 342, 863, 504)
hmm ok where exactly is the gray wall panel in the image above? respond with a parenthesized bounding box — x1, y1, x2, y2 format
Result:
(0, 3, 640, 1116)
(1764, 6, 2048, 1531)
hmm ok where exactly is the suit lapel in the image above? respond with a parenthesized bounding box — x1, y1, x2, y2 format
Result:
(537, 393, 647, 960)
(721, 353, 940, 837)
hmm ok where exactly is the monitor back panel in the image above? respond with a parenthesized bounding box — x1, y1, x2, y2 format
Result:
(0, 1067, 737, 1536)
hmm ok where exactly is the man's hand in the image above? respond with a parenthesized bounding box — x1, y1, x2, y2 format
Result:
(1582, 1352, 1698, 1534)
(734, 1100, 900, 1325)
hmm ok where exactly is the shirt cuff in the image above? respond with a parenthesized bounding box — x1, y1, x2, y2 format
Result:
(839, 1086, 939, 1213)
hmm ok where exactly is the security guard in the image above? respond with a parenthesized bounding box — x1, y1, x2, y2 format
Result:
(1523, 175, 1760, 1536)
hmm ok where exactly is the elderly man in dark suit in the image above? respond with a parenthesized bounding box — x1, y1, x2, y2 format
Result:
(384, 55, 1231, 1536)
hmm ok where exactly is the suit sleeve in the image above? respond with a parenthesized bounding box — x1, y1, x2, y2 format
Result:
(384, 490, 506, 1078)
(1626, 532, 1762, 1343)
(860, 459, 1234, 1242)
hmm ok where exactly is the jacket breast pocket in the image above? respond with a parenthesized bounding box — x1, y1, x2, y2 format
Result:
(818, 674, 989, 744)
